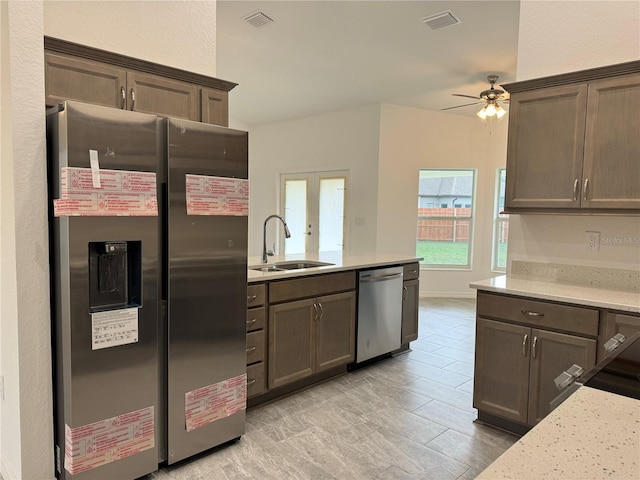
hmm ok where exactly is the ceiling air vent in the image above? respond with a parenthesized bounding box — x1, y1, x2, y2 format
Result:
(244, 11, 274, 28)
(421, 10, 461, 30)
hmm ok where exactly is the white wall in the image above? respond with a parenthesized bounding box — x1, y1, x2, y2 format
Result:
(247, 104, 382, 257)
(508, 0, 640, 275)
(1, 2, 218, 479)
(377, 104, 509, 297)
(44, 0, 217, 77)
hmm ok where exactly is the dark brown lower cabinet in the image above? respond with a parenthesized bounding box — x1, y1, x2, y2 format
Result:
(401, 279, 419, 344)
(269, 291, 356, 389)
(474, 317, 596, 427)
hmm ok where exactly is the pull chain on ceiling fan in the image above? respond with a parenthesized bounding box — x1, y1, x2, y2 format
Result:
(443, 75, 509, 119)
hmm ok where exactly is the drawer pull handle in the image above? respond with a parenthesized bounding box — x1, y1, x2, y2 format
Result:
(522, 334, 528, 356)
(532, 336, 538, 359)
(409, 269, 417, 274)
(247, 294, 257, 303)
(246, 378, 256, 386)
(247, 318, 257, 326)
(246, 346, 256, 353)
(521, 310, 544, 317)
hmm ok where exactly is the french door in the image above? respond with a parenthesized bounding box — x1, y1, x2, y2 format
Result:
(279, 170, 348, 254)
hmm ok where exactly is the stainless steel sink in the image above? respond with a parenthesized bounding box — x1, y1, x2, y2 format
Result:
(273, 261, 334, 270)
(248, 265, 285, 272)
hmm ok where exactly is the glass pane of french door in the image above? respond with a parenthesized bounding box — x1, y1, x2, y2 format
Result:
(319, 177, 345, 251)
(283, 178, 308, 255)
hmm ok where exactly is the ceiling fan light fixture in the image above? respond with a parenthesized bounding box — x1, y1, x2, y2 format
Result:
(484, 103, 497, 117)
(477, 107, 488, 119)
(496, 105, 507, 119)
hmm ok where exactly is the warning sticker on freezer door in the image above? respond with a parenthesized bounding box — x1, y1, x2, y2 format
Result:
(185, 174, 249, 216)
(185, 373, 247, 432)
(54, 166, 157, 217)
(64, 406, 154, 475)
(91, 307, 138, 350)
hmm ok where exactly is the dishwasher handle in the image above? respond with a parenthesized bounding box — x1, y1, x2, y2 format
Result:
(360, 272, 403, 283)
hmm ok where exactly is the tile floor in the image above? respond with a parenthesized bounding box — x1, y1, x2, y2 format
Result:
(144, 297, 519, 480)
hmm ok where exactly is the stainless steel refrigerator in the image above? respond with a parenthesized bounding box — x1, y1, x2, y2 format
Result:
(47, 101, 248, 480)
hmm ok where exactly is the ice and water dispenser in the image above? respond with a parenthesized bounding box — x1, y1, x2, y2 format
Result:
(88, 241, 142, 311)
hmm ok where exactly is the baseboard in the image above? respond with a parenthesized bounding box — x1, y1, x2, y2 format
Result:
(419, 291, 477, 299)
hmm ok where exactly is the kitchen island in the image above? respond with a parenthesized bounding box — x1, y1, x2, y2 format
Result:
(476, 386, 640, 479)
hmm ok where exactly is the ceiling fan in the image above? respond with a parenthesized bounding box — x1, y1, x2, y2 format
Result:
(443, 75, 509, 119)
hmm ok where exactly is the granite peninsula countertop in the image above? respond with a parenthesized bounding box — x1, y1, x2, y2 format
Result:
(476, 386, 640, 480)
(470, 275, 640, 313)
(247, 252, 421, 284)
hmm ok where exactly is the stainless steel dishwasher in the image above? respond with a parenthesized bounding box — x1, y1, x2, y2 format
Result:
(356, 266, 403, 363)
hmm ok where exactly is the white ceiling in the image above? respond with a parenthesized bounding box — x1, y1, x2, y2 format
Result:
(217, 1, 521, 126)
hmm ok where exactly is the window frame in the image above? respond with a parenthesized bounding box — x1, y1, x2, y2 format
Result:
(416, 168, 477, 271)
(492, 168, 509, 272)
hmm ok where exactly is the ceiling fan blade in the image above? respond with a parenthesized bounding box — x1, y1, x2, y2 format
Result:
(452, 94, 481, 100)
(441, 101, 484, 111)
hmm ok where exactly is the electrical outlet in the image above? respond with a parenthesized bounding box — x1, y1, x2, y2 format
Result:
(586, 231, 600, 252)
(0, 374, 4, 401)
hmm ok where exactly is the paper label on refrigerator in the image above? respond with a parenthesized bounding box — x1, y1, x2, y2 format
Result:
(54, 167, 157, 217)
(184, 373, 247, 432)
(185, 174, 249, 216)
(89, 150, 101, 188)
(91, 307, 139, 350)
(64, 406, 154, 475)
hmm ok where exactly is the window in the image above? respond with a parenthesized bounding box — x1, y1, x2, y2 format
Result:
(492, 168, 509, 271)
(280, 170, 348, 254)
(416, 169, 476, 268)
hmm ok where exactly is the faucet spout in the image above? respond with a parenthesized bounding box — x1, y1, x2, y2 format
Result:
(262, 214, 291, 263)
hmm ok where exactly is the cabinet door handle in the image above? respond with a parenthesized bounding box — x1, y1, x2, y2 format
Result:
(246, 378, 256, 386)
(130, 89, 136, 110)
(247, 294, 257, 303)
(583, 178, 589, 201)
(572, 178, 579, 201)
(246, 346, 256, 353)
(521, 310, 544, 317)
(120, 86, 126, 109)
(522, 334, 528, 356)
(246, 318, 257, 326)
(403, 286, 408, 301)
(318, 302, 323, 320)
(313, 302, 319, 321)
(532, 336, 538, 359)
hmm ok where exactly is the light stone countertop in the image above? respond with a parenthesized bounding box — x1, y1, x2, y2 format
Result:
(247, 251, 421, 283)
(476, 386, 640, 480)
(470, 275, 640, 313)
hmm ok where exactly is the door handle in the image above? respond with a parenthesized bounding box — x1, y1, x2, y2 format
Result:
(313, 302, 319, 321)
(318, 302, 323, 320)
(120, 87, 126, 109)
(403, 286, 408, 301)
(572, 178, 579, 201)
(522, 334, 528, 356)
(583, 178, 589, 201)
(130, 89, 136, 110)
(360, 273, 403, 283)
(532, 336, 538, 359)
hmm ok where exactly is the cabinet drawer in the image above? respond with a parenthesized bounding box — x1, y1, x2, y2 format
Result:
(246, 330, 265, 364)
(246, 307, 266, 332)
(477, 292, 599, 337)
(246, 362, 265, 398)
(269, 272, 356, 303)
(403, 263, 420, 281)
(247, 283, 266, 307)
